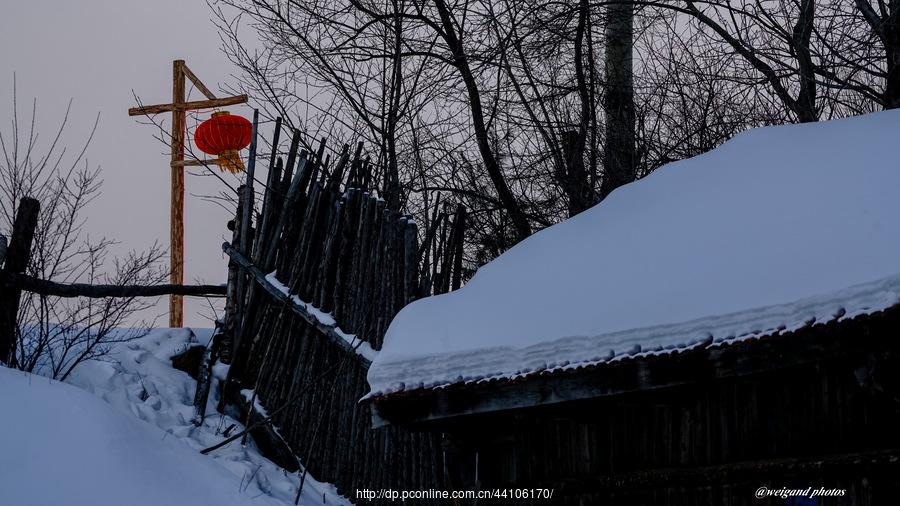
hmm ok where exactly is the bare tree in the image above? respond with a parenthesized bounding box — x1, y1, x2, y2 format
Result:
(0, 83, 166, 379)
(658, 0, 818, 123)
(210, 0, 891, 269)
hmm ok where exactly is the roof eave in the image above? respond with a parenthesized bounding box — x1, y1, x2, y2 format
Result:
(368, 303, 900, 428)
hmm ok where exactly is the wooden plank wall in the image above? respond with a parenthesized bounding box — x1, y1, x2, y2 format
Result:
(440, 324, 900, 505)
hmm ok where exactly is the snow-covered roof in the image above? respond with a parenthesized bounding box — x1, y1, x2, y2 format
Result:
(366, 110, 900, 399)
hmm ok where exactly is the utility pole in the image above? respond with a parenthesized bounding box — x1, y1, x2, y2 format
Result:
(128, 60, 248, 327)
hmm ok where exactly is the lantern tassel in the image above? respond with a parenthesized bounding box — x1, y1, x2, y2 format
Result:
(216, 150, 245, 173)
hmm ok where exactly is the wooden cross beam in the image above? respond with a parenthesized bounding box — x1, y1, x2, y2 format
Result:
(127, 95, 248, 116)
(128, 60, 248, 328)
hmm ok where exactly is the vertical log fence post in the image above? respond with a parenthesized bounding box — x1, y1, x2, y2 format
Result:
(234, 109, 259, 349)
(0, 235, 7, 267)
(0, 197, 40, 367)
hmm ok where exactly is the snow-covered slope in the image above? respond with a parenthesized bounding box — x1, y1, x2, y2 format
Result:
(367, 110, 900, 397)
(0, 329, 347, 506)
(0, 365, 278, 506)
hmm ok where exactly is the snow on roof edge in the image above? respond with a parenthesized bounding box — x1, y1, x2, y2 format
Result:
(365, 271, 900, 400)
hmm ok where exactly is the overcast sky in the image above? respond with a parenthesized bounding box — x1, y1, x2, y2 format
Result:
(1, 1, 256, 327)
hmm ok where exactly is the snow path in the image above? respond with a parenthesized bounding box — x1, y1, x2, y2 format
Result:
(1, 328, 349, 506)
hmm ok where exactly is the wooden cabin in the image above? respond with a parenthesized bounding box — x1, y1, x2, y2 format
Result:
(369, 303, 900, 505)
(364, 113, 900, 505)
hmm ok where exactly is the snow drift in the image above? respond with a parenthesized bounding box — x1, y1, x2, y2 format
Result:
(367, 110, 900, 397)
(0, 366, 282, 506)
(0, 329, 347, 506)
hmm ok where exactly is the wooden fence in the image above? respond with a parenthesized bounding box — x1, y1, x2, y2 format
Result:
(206, 115, 467, 502)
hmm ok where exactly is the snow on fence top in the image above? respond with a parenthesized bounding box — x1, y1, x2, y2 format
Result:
(366, 110, 900, 398)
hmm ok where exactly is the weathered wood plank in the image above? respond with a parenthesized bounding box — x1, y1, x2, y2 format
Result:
(171, 159, 220, 167)
(128, 94, 248, 116)
(181, 63, 217, 100)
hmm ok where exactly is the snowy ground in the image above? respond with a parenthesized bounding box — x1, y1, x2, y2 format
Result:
(0, 328, 350, 506)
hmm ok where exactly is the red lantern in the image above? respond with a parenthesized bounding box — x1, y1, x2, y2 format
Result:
(194, 111, 252, 173)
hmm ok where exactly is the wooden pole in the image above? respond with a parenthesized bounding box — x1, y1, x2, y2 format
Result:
(219, 184, 249, 365)
(0, 198, 39, 366)
(170, 60, 186, 328)
(233, 109, 259, 343)
(0, 235, 7, 268)
(128, 60, 248, 328)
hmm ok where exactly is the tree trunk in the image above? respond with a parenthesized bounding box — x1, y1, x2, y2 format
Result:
(384, 0, 404, 211)
(562, 130, 590, 216)
(855, 0, 900, 109)
(600, 1, 636, 200)
(885, 2, 900, 109)
(792, 0, 818, 122)
(563, 0, 594, 216)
